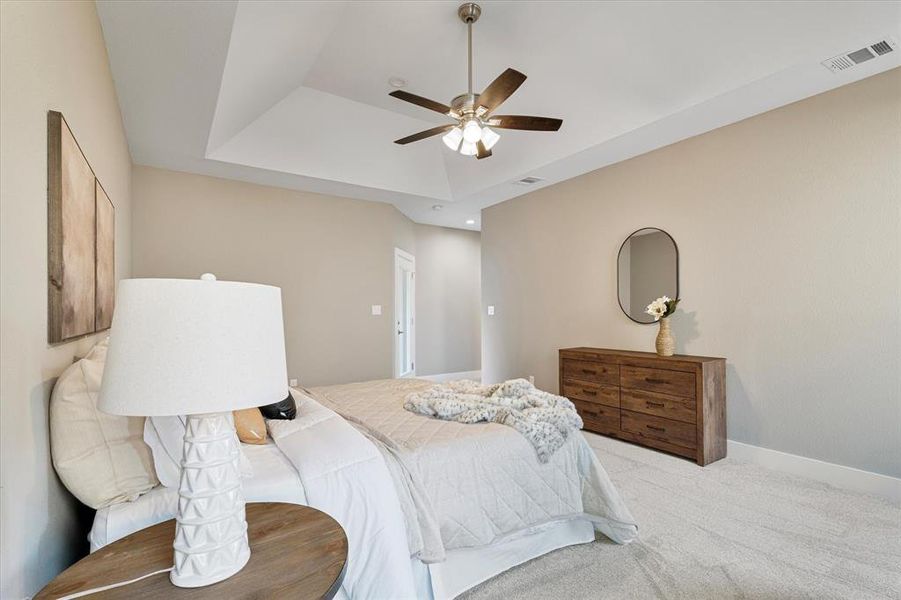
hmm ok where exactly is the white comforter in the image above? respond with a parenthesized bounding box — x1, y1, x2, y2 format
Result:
(267, 396, 417, 600)
(310, 379, 639, 563)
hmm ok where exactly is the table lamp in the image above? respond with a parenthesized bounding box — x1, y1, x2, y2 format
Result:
(98, 274, 288, 588)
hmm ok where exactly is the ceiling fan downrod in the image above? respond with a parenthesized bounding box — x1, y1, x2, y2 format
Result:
(458, 2, 481, 96)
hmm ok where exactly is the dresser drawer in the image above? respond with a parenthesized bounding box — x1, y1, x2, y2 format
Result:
(621, 410, 696, 449)
(562, 359, 618, 385)
(562, 380, 619, 408)
(621, 388, 695, 424)
(573, 400, 620, 436)
(621, 366, 695, 398)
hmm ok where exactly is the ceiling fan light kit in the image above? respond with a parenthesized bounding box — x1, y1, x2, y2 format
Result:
(481, 127, 500, 147)
(390, 2, 562, 160)
(462, 118, 482, 143)
(442, 126, 463, 150)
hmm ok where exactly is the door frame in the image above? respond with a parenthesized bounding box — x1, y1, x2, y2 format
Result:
(394, 248, 416, 378)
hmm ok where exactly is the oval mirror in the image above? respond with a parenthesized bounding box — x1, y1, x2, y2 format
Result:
(617, 227, 679, 324)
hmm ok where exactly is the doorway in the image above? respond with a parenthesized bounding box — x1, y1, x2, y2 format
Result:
(394, 248, 415, 378)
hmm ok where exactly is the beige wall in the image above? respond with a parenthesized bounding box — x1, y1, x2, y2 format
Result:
(0, 2, 133, 597)
(132, 166, 481, 386)
(482, 68, 901, 478)
(414, 225, 481, 375)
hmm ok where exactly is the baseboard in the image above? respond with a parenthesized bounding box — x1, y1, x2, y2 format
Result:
(417, 370, 481, 383)
(727, 440, 901, 503)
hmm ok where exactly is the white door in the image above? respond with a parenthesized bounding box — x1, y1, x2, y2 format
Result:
(394, 248, 415, 378)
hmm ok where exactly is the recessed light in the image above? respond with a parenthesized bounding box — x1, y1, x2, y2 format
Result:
(432, 204, 444, 211)
(388, 76, 407, 88)
(465, 219, 475, 225)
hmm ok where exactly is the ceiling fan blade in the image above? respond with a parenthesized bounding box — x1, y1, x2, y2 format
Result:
(394, 125, 454, 145)
(389, 90, 452, 115)
(476, 140, 492, 160)
(486, 115, 562, 131)
(477, 68, 527, 114)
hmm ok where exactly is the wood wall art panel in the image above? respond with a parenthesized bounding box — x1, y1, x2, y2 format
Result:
(94, 181, 115, 330)
(48, 111, 115, 344)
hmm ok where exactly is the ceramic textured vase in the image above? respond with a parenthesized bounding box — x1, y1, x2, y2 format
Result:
(655, 317, 675, 357)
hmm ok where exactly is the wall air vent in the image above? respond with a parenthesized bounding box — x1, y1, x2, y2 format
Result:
(513, 176, 544, 186)
(822, 38, 896, 72)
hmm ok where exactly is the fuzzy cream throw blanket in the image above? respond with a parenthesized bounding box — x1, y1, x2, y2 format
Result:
(404, 379, 583, 463)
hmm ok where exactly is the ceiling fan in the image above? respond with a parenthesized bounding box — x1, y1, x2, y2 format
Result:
(389, 2, 562, 160)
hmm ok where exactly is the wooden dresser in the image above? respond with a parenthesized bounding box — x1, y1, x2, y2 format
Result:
(559, 347, 726, 466)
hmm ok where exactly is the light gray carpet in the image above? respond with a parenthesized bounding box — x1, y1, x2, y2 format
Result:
(461, 433, 901, 600)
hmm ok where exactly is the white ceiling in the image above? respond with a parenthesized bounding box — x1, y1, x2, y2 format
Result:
(96, 1, 900, 230)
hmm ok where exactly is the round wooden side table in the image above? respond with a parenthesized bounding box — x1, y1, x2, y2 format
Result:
(35, 502, 348, 599)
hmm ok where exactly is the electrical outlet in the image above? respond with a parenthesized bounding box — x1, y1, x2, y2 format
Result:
(371, 304, 382, 316)
(487, 305, 495, 316)
(289, 378, 298, 387)
(528, 375, 535, 385)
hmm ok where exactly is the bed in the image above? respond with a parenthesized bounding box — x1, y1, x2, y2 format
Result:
(87, 378, 638, 599)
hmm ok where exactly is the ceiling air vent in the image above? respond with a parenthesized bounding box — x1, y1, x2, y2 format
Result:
(822, 38, 896, 72)
(513, 176, 544, 186)
(871, 40, 894, 56)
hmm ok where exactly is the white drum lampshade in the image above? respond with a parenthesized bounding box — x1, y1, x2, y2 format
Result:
(99, 275, 288, 588)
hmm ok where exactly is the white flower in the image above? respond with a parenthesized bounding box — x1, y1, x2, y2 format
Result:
(645, 295, 674, 321)
(645, 299, 666, 321)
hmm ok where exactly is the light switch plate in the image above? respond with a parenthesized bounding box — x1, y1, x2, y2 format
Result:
(371, 304, 382, 316)
(289, 378, 298, 387)
(487, 305, 495, 316)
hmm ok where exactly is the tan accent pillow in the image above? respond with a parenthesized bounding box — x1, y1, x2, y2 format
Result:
(50, 339, 159, 509)
(234, 408, 267, 445)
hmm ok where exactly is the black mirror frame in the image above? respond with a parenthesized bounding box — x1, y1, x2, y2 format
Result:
(616, 227, 679, 325)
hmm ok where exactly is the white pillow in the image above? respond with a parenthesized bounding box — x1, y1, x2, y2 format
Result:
(288, 386, 318, 413)
(50, 339, 159, 509)
(144, 415, 253, 489)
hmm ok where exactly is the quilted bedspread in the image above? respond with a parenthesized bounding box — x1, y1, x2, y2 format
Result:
(310, 378, 638, 562)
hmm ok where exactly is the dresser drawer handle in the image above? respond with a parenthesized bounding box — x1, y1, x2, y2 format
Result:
(646, 401, 664, 408)
(581, 369, 597, 375)
(644, 377, 667, 385)
(646, 425, 666, 432)
(582, 389, 597, 396)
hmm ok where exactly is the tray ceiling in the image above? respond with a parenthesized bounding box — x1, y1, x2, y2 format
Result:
(97, 1, 900, 230)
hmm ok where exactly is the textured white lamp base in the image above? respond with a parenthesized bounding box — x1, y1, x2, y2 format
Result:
(170, 412, 250, 588)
